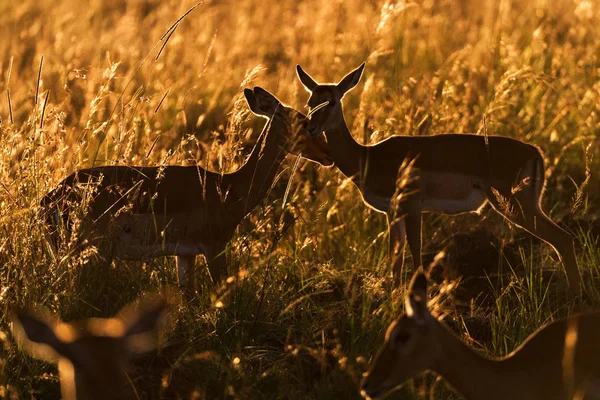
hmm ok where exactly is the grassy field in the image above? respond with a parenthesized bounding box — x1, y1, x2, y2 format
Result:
(1, 0, 599, 398)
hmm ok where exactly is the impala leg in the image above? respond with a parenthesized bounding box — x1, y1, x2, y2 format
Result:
(206, 243, 228, 286)
(176, 255, 196, 298)
(388, 213, 406, 285)
(404, 209, 423, 272)
(518, 208, 580, 294)
(486, 189, 581, 294)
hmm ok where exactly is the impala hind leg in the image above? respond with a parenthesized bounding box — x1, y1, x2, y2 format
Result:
(176, 255, 196, 298)
(486, 188, 581, 294)
(517, 207, 580, 294)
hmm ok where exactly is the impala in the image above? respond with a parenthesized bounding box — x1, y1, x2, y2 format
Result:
(41, 87, 333, 296)
(360, 269, 600, 399)
(296, 62, 580, 293)
(11, 296, 168, 400)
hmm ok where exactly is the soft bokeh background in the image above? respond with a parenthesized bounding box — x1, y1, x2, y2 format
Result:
(1, 0, 599, 398)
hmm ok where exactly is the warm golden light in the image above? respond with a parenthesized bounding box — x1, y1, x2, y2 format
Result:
(2, 0, 599, 398)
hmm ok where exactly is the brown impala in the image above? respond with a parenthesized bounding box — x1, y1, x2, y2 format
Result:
(296, 62, 580, 293)
(12, 295, 168, 400)
(41, 87, 333, 296)
(361, 269, 600, 399)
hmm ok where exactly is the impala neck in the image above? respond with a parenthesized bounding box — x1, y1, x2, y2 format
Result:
(325, 112, 366, 184)
(234, 116, 289, 213)
(433, 322, 518, 400)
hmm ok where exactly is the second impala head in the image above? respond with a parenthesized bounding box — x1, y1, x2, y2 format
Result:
(360, 271, 440, 399)
(11, 296, 169, 400)
(243, 86, 333, 166)
(296, 62, 366, 137)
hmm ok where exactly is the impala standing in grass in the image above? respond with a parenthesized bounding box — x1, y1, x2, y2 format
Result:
(296, 62, 580, 293)
(41, 87, 333, 297)
(12, 296, 168, 400)
(360, 269, 600, 399)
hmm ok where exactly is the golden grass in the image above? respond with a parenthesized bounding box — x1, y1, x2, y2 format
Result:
(1, 0, 599, 398)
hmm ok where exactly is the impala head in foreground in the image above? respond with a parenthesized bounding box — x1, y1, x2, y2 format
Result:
(361, 270, 600, 400)
(296, 62, 365, 137)
(12, 296, 168, 400)
(243, 86, 333, 166)
(360, 269, 436, 399)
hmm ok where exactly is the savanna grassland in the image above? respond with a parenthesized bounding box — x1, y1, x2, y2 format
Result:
(1, 0, 600, 398)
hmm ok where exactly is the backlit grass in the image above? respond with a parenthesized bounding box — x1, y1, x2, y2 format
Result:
(1, 0, 599, 398)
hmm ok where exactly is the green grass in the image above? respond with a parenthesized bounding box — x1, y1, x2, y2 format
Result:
(1, 0, 599, 398)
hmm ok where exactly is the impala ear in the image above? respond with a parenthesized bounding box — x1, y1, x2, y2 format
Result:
(337, 62, 365, 95)
(405, 268, 430, 325)
(409, 268, 428, 294)
(11, 309, 72, 361)
(245, 87, 281, 117)
(123, 295, 169, 354)
(244, 88, 259, 113)
(296, 65, 318, 92)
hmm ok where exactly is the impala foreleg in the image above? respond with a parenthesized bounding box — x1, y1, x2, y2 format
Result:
(389, 201, 423, 285)
(404, 207, 423, 271)
(205, 243, 228, 286)
(388, 214, 406, 285)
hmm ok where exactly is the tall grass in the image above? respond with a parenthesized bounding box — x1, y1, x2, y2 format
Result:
(1, 0, 599, 398)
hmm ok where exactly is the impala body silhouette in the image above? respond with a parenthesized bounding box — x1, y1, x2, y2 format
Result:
(361, 270, 600, 399)
(296, 62, 580, 293)
(41, 87, 333, 296)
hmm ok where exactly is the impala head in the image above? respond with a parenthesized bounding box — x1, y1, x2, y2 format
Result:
(361, 269, 441, 399)
(11, 296, 168, 400)
(244, 86, 333, 166)
(296, 62, 366, 137)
